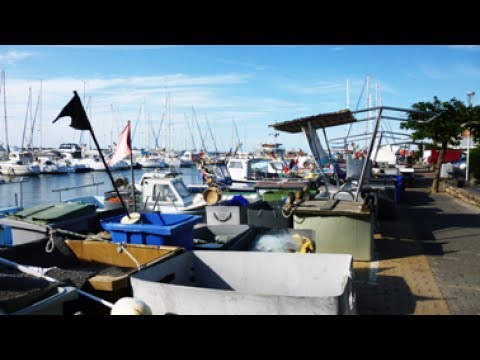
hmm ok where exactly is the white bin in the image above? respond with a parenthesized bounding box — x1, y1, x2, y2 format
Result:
(131, 251, 355, 315)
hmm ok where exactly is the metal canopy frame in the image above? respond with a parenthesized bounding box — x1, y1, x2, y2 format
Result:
(269, 106, 437, 201)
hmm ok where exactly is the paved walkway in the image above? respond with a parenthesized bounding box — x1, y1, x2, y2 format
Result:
(354, 172, 480, 315)
(407, 188, 480, 314)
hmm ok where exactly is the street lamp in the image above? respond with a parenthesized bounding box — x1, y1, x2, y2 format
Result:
(467, 91, 475, 106)
(465, 91, 475, 182)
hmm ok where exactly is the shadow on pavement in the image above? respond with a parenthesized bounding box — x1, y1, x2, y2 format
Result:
(353, 267, 443, 315)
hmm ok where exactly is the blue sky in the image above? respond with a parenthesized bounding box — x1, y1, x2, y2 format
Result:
(0, 45, 479, 152)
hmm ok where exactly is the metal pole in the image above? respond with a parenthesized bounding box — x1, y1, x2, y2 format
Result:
(89, 127, 130, 217)
(129, 120, 137, 212)
(373, 132, 384, 162)
(322, 128, 333, 161)
(20, 181, 23, 208)
(70, 95, 129, 217)
(466, 91, 475, 182)
(355, 107, 383, 201)
(466, 131, 470, 182)
(2, 71, 10, 158)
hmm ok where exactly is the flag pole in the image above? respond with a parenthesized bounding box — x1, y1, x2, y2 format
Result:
(74, 91, 130, 218)
(88, 125, 131, 217)
(128, 120, 137, 212)
(53, 91, 131, 218)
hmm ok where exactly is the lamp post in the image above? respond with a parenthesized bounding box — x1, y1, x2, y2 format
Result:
(466, 91, 475, 182)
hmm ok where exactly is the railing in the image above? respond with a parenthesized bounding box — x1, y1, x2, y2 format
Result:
(52, 180, 105, 201)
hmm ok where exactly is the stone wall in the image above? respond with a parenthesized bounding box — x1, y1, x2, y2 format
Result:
(445, 184, 480, 208)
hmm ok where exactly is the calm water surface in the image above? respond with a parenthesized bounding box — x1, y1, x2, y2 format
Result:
(0, 167, 203, 209)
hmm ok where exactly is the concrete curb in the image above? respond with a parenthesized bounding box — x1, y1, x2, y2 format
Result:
(445, 184, 480, 208)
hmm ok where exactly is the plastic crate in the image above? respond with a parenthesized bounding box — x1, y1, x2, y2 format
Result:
(100, 212, 203, 249)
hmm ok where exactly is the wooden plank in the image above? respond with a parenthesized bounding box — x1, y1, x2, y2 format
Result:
(294, 200, 371, 216)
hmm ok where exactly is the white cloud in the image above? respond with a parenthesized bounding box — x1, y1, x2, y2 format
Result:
(45, 45, 176, 51)
(421, 66, 454, 80)
(331, 47, 344, 52)
(455, 64, 480, 78)
(281, 80, 346, 95)
(448, 45, 480, 52)
(0, 73, 311, 150)
(218, 58, 272, 71)
(0, 50, 33, 65)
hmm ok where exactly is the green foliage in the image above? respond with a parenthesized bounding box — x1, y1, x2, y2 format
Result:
(400, 96, 471, 148)
(468, 105, 480, 142)
(470, 144, 480, 181)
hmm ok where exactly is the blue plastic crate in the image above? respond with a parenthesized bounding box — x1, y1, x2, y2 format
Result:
(100, 212, 203, 250)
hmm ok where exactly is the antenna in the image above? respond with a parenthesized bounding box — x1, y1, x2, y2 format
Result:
(269, 132, 280, 140)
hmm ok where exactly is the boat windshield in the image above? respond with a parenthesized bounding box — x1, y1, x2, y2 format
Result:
(250, 159, 269, 172)
(173, 180, 191, 199)
(220, 165, 231, 178)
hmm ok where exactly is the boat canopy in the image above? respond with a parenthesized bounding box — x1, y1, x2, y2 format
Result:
(269, 109, 356, 133)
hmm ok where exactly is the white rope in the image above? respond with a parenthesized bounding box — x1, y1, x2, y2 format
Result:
(117, 244, 142, 271)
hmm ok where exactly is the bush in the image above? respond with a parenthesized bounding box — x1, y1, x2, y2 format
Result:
(470, 144, 480, 181)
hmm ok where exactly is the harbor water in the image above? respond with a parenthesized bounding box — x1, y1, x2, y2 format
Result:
(0, 167, 203, 209)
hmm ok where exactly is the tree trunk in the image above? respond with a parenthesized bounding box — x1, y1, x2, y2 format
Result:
(432, 146, 446, 193)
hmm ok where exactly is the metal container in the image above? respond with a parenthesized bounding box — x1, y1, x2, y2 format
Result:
(131, 251, 356, 315)
(247, 201, 292, 228)
(293, 200, 374, 261)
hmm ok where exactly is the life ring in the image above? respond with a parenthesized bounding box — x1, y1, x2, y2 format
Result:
(8, 167, 15, 176)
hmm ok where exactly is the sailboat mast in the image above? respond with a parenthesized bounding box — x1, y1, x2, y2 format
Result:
(39, 80, 42, 151)
(110, 104, 114, 146)
(2, 71, 10, 157)
(21, 87, 32, 151)
(184, 113, 197, 151)
(192, 106, 206, 151)
(205, 114, 218, 154)
(346, 79, 350, 109)
(29, 86, 41, 149)
(89, 96, 92, 150)
(365, 76, 370, 145)
(232, 117, 243, 152)
(168, 93, 171, 153)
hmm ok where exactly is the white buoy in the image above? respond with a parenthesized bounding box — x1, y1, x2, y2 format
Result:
(120, 212, 141, 225)
(110, 297, 152, 315)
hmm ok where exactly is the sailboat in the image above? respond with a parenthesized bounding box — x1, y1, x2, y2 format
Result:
(0, 80, 40, 176)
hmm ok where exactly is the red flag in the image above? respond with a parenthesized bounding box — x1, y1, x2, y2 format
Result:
(108, 121, 132, 166)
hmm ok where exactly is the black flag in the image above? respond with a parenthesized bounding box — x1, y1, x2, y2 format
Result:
(52, 91, 91, 130)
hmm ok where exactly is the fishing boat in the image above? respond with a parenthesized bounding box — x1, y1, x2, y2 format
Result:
(130, 250, 356, 315)
(138, 171, 207, 214)
(0, 236, 182, 314)
(268, 105, 435, 261)
(226, 157, 287, 184)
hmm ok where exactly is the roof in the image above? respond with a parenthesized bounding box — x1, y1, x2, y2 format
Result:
(269, 109, 356, 133)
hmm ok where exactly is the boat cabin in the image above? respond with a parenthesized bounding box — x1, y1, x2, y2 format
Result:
(139, 172, 204, 213)
(227, 158, 286, 183)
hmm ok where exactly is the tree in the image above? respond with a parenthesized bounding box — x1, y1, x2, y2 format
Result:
(470, 144, 480, 182)
(400, 96, 470, 192)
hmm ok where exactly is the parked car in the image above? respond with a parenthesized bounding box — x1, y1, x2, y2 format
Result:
(451, 158, 466, 178)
